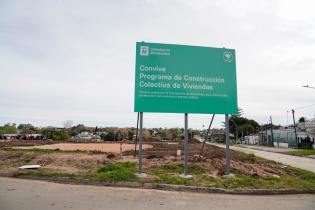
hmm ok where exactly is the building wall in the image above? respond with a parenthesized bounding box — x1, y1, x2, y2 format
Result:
(305, 119, 315, 134)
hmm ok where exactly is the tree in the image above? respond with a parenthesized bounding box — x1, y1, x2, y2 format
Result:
(167, 128, 182, 140)
(0, 124, 17, 134)
(127, 129, 135, 140)
(157, 128, 166, 139)
(143, 130, 151, 141)
(229, 112, 260, 141)
(229, 108, 244, 142)
(70, 124, 86, 136)
(299, 117, 306, 123)
(239, 123, 255, 135)
(18, 123, 34, 130)
(18, 123, 39, 134)
(101, 133, 115, 141)
(41, 129, 70, 140)
(63, 121, 73, 129)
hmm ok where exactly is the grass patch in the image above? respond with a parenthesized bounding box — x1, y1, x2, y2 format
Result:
(285, 149, 315, 156)
(2, 147, 55, 154)
(156, 173, 194, 185)
(145, 162, 315, 190)
(18, 162, 138, 182)
(18, 170, 77, 178)
(86, 162, 137, 182)
(288, 166, 315, 180)
(146, 163, 210, 186)
(235, 151, 266, 163)
(20, 155, 36, 164)
(1, 147, 106, 155)
(160, 163, 204, 175)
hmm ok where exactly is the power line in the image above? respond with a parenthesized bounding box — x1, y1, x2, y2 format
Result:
(293, 103, 315, 111)
(286, 103, 315, 113)
(302, 85, 315, 90)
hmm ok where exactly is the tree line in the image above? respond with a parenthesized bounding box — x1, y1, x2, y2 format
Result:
(2, 113, 303, 141)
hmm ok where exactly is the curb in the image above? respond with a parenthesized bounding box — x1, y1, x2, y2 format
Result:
(0, 173, 314, 195)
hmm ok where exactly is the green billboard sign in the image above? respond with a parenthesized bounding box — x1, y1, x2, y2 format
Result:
(134, 42, 238, 114)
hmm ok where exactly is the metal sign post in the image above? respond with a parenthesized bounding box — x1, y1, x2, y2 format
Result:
(184, 113, 189, 176)
(138, 112, 143, 174)
(133, 112, 140, 158)
(225, 114, 231, 175)
(199, 114, 215, 157)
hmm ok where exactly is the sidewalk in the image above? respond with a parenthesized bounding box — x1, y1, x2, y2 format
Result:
(209, 143, 315, 173)
(236, 144, 296, 153)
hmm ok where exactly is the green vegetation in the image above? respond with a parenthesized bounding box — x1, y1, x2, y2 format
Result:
(0, 123, 17, 134)
(100, 133, 116, 141)
(16, 162, 137, 182)
(19, 170, 78, 178)
(1, 147, 107, 155)
(144, 162, 315, 190)
(18, 165, 315, 190)
(2, 148, 314, 190)
(17, 124, 40, 134)
(41, 129, 70, 140)
(229, 111, 259, 138)
(285, 149, 315, 156)
(2, 148, 58, 153)
(86, 162, 137, 182)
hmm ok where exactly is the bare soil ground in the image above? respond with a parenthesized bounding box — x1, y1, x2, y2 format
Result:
(0, 142, 300, 178)
(0, 150, 114, 174)
(132, 142, 298, 177)
(17, 143, 153, 153)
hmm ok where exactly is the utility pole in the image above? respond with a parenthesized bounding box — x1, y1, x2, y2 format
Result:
(292, 109, 298, 146)
(270, 116, 274, 147)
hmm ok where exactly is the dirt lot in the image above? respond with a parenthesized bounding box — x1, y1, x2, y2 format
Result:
(17, 143, 153, 153)
(0, 142, 299, 177)
(134, 142, 298, 177)
(0, 150, 112, 174)
(1, 142, 314, 190)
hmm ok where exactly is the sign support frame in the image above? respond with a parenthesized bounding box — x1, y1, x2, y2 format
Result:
(135, 42, 237, 178)
(184, 113, 189, 176)
(138, 112, 143, 174)
(225, 114, 231, 175)
(133, 112, 140, 158)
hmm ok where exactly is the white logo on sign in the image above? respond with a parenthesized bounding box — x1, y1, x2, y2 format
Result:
(223, 50, 233, 62)
(140, 46, 149, 56)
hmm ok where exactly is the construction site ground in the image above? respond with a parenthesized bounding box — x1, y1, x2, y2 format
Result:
(0, 141, 314, 190)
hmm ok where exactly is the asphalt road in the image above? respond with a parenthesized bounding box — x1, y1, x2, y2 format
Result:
(1, 177, 315, 210)
(210, 143, 315, 173)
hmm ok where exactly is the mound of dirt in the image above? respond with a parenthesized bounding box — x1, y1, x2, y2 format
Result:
(134, 142, 298, 177)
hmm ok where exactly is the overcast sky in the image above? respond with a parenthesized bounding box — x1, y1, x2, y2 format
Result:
(0, 0, 314, 129)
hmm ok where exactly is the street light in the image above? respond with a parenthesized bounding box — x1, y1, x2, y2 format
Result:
(302, 85, 315, 90)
